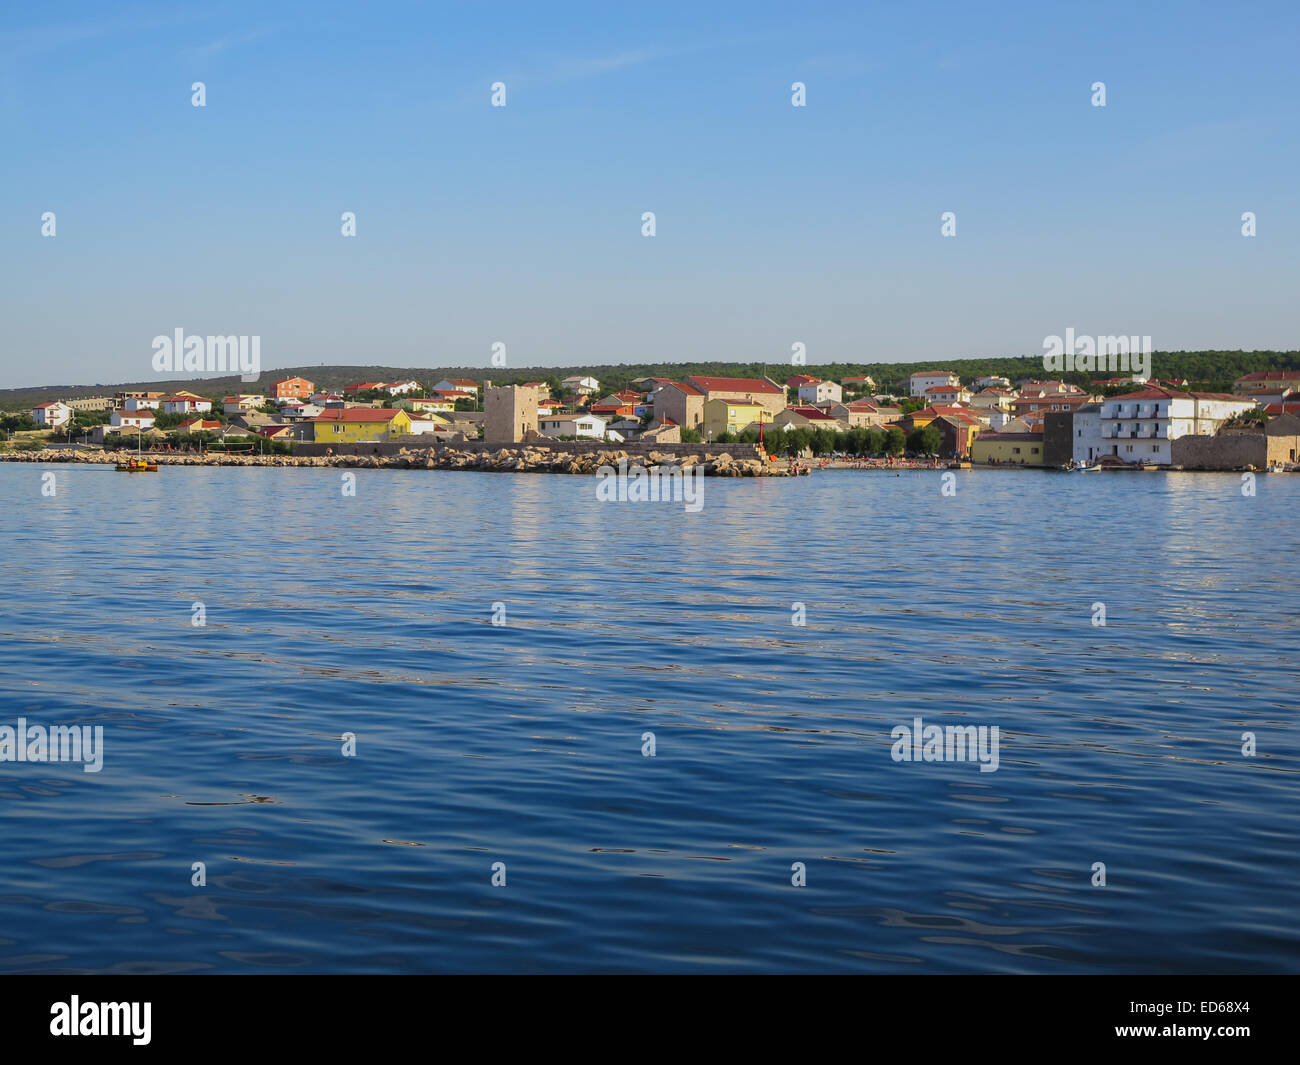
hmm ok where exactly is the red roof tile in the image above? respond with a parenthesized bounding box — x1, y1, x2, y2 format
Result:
(685, 376, 782, 395)
(310, 408, 404, 423)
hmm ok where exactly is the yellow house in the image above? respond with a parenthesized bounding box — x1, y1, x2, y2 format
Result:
(704, 398, 766, 439)
(400, 397, 455, 414)
(969, 432, 1046, 466)
(310, 407, 411, 443)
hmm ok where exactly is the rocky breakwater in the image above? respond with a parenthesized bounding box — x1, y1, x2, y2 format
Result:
(1, 446, 783, 476)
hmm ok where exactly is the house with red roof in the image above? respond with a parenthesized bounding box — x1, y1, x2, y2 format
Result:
(160, 392, 213, 415)
(111, 408, 156, 430)
(773, 405, 844, 431)
(683, 375, 786, 416)
(925, 383, 971, 404)
(590, 394, 637, 417)
(930, 413, 982, 458)
(902, 404, 987, 432)
(1012, 392, 1093, 418)
(1233, 370, 1300, 396)
(32, 401, 73, 429)
(309, 406, 413, 443)
(176, 418, 223, 433)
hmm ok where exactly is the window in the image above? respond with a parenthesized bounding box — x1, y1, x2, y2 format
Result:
(1125, 445, 1133, 452)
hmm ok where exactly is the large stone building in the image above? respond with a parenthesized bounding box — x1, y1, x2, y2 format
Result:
(484, 384, 540, 443)
(653, 381, 705, 434)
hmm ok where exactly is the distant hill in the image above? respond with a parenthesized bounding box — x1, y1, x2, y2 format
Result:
(2, 351, 1297, 410)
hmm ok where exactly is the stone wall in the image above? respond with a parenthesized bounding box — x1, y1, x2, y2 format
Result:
(1170, 434, 1266, 469)
(294, 437, 766, 460)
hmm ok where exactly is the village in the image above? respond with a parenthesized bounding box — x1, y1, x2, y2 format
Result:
(8, 366, 1300, 473)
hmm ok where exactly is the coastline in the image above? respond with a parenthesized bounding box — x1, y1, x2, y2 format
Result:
(3, 447, 1285, 475)
(0, 444, 789, 476)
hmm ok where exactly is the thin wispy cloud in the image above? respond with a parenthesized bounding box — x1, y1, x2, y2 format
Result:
(459, 29, 780, 108)
(181, 27, 277, 63)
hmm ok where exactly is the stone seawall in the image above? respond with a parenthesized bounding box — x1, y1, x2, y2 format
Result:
(0, 443, 783, 476)
(293, 438, 768, 460)
(1170, 435, 1265, 470)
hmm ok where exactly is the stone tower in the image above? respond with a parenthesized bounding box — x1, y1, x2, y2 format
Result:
(484, 385, 539, 444)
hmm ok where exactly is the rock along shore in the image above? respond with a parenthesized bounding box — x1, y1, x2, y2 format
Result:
(0, 446, 787, 476)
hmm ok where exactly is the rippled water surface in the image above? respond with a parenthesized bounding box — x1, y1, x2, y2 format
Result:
(1, 463, 1297, 973)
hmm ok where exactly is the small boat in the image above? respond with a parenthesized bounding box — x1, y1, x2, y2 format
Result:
(1062, 460, 1100, 472)
(115, 429, 159, 472)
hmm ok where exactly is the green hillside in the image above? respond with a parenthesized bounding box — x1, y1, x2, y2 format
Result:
(2, 350, 1297, 411)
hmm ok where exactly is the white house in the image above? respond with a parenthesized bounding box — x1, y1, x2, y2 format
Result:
(278, 402, 324, 421)
(797, 380, 843, 405)
(1071, 403, 1104, 464)
(124, 392, 166, 411)
(974, 375, 1012, 390)
(384, 380, 423, 396)
(561, 375, 600, 394)
(111, 408, 157, 429)
(405, 416, 450, 435)
(160, 392, 213, 415)
(539, 413, 607, 440)
(925, 383, 972, 404)
(1099, 387, 1255, 465)
(909, 370, 960, 397)
(32, 401, 73, 428)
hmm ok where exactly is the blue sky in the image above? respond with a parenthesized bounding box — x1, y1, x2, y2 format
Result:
(2, 0, 1298, 387)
